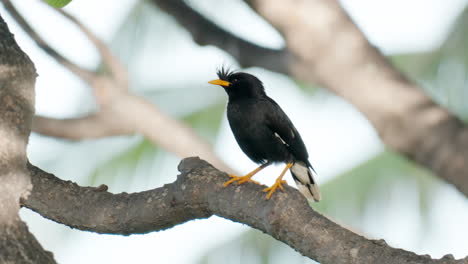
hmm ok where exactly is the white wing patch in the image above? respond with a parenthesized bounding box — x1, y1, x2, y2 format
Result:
(274, 132, 289, 146)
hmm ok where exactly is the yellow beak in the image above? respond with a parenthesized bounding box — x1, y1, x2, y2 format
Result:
(208, 79, 231, 87)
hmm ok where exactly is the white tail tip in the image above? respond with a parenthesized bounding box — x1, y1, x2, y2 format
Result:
(290, 162, 321, 202)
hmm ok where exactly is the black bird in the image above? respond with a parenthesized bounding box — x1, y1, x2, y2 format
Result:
(208, 68, 320, 201)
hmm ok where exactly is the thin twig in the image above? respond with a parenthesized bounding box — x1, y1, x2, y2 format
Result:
(56, 9, 128, 88)
(1, 0, 95, 83)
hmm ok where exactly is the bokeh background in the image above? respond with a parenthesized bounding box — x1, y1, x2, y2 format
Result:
(2, 0, 468, 263)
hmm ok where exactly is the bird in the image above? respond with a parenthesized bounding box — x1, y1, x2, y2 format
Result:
(208, 67, 320, 201)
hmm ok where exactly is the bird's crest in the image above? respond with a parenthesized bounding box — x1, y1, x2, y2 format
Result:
(216, 66, 235, 81)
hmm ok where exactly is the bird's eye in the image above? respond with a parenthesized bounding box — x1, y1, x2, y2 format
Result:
(232, 78, 238, 83)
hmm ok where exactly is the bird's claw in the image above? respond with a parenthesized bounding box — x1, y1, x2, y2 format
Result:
(263, 179, 287, 199)
(223, 174, 261, 187)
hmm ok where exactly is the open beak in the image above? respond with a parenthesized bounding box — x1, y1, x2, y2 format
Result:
(208, 79, 231, 87)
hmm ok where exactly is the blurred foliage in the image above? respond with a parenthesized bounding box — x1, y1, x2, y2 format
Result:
(392, 8, 468, 121)
(184, 102, 225, 142)
(86, 0, 228, 190)
(87, 103, 224, 190)
(44, 0, 72, 8)
(314, 151, 437, 224)
(82, 1, 468, 263)
(199, 229, 316, 264)
(88, 138, 158, 189)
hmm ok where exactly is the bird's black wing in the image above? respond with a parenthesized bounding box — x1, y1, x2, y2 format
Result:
(264, 98, 320, 201)
(264, 98, 309, 163)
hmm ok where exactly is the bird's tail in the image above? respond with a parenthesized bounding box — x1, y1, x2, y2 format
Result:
(290, 161, 321, 202)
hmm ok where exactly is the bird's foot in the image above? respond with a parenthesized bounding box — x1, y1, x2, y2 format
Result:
(223, 174, 261, 187)
(263, 179, 288, 199)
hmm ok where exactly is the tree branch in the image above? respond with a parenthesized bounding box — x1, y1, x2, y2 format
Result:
(32, 112, 133, 140)
(151, 0, 468, 198)
(2, 0, 233, 173)
(55, 9, 129, 88)
(1, 0, 95, 83)
(0, 12, 56, 263)
(151, 0, 292, 73)
(24, 158, 467, 264)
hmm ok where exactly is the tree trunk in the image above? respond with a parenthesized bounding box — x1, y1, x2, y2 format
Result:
(0, 13, 56, 264)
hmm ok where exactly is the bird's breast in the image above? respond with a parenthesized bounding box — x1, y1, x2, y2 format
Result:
(226, 101, 293, 164)
(227, 102, 264, 139)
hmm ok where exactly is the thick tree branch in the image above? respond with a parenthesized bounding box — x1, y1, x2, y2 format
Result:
(24, 158, 467, 264)
(0, 12, 56, 263)
(151, 0, 468, 198)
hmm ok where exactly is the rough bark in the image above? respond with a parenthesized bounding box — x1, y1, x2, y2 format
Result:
(0, 221, 55, 264)
(150, 0, 468, 198)
(0, 13, 56, 263)
(24, 158, 467, 264)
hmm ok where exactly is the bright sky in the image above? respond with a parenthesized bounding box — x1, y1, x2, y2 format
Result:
(2, 0, 467, 263)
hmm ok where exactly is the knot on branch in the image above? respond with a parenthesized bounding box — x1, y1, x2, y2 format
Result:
(178, 156, 213, 173)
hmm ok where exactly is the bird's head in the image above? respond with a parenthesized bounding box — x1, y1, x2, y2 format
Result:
(208, 67, 266, 100)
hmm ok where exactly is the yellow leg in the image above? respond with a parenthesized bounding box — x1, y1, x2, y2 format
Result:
(223, 162, 271, 187)
(263, 163, 293, 199)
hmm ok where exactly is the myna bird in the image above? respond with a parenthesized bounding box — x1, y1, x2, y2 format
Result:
(208, 68, 320, 201)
